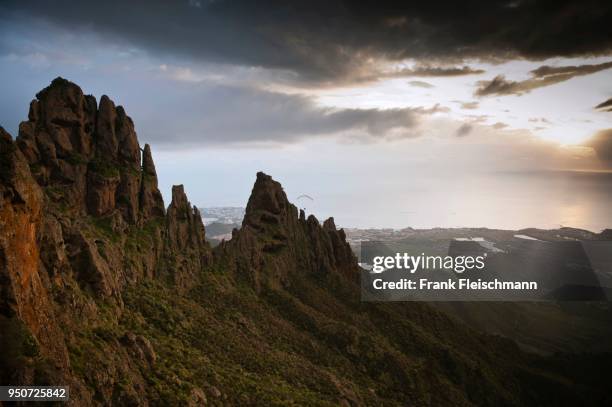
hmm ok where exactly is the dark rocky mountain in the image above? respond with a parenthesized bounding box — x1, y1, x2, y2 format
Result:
(216, 172, 358, 292)
(1, 78, 211, 403)
(1, 78, 611, 406)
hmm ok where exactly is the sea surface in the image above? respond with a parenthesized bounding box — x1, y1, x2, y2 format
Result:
(303, 170, 612, 232)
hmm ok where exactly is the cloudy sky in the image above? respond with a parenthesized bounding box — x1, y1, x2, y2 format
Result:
(1, 0, 611, 230)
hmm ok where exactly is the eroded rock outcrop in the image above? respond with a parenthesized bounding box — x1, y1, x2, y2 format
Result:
(1, 79, 213, 404)
(2, 78, 601, 407)
(0, 78, 358, 404)
(217, 172, 358, 291)
(0, 126, 71, 393)
(10, 78, 209, 298)
(162, 185, 211, 288)
(139, 144, 165, 220)
(16, 77, 164, 225)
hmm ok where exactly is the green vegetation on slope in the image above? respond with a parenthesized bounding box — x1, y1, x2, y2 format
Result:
(62, 265, 612, 406)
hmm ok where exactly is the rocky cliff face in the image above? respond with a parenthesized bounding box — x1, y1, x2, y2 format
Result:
(216, 172, 358, 292)
(0, 126, 70, 384)
(0, 78, 359, 404)
(0, 77, 365, 403)
(162, 185, 210, 288)
(16, 78, 164, 224)
(0, 78, 212, 404)
(1, 78, 609, 406)
(13, 78, 210, 293)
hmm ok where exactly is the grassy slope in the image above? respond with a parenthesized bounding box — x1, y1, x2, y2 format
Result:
(64, 262, 612, 406)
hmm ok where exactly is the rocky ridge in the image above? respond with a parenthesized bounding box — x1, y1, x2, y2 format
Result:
(216, 172, 358, 292)
(1, 78, 610, 406)
(0, 78, 359, 404)
(0, 78, 217, 404)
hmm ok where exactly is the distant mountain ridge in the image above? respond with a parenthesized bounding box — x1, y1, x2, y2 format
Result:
(1, 78, 611, 405)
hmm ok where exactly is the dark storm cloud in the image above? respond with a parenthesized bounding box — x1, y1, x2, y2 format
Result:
(595, 98, 612, 112)
(350, 65, 484, 86)
(475, 61, 612, 96)
(2, 0, 612, 83)
(139, 84, 442, 146)
(396, 66, 484, 77)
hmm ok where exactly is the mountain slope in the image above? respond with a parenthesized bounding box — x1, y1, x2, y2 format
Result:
(1, 78, 610, 406)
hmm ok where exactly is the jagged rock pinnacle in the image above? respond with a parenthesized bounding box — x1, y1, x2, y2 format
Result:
(219, 172, 359, 290)
(139, 144, 165, 219)
(142, 144, 157, 175)
(323, 217, 336, 231)
(244, 171, 290, 219)
(15, 77, 166, 224)
(164, 184, 210, 287)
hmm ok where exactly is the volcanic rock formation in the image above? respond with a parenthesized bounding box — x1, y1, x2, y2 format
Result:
(1, 78, 213, 403)
(1, 78, 610, 406)
(216, 172, 358, 292)
(0, 78, 359, 404)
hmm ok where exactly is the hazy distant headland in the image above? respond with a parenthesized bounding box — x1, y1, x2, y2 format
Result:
(202, 203, 611, 246)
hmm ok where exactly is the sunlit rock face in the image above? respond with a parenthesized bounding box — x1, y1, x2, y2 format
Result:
(0, 79, 212, 403)
(0, 125, 71, 393)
